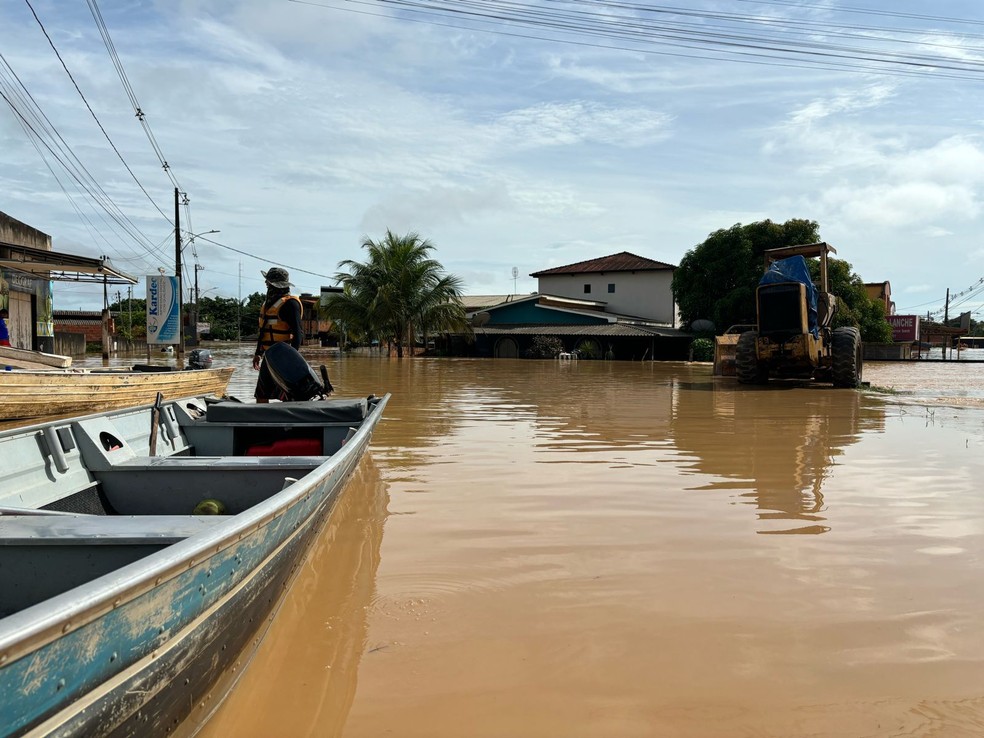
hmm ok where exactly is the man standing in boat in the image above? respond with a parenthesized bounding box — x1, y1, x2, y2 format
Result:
(252, 267, 303, 402)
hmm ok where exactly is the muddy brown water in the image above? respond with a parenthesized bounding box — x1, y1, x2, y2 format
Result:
(72, 350, 984, 735)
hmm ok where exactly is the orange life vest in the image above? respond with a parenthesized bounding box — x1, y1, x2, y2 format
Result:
(257, 295, 302, 352)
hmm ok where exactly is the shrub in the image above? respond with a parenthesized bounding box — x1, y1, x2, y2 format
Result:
(691, 337, 714, 362)
(525, 335, 564, 359)
(575, 339, 600, 359)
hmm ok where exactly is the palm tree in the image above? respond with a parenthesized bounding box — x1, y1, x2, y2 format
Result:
(323, 230, 469, 357)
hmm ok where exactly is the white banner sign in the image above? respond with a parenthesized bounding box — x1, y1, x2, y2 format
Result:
(146, 275, 180, 344)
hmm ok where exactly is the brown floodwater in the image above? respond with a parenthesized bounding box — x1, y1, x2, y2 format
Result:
(93, 350, 984, 735)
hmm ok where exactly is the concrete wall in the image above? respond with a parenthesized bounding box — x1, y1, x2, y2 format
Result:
(54, 332, 87, 358)
(0, 212, 52, 251)
(536, 270, 677, 325)
(864, 342, 912, 361)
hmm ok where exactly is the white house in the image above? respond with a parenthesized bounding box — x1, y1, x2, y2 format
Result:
(529, 251, 678, 326)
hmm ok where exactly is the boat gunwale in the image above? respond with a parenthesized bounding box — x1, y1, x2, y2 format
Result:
(0, 392, 390, 667)
(25, 496, 324, 737)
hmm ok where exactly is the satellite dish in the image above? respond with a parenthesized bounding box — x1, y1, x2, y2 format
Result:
(691, 319, 715, 333)
(472, 311, 491, 327)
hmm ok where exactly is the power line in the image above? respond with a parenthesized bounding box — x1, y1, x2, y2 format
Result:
(289, 0, 984, 81)
(23, 0, 171, 223)
(86, 0, 183, 192)
(0, 54, 170, 269)
(193, 234, 335, 281)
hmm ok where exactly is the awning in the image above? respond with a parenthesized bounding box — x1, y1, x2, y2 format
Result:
(0, 243, 137, 285)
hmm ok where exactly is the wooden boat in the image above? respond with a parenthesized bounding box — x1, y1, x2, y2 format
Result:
(0, 365, 235, 421)
(0, 390, 389, 737)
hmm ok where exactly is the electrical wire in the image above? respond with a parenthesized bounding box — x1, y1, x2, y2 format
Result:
(0, 55, 171, 270)
(193, 234, 334, 281)
(23, 0, 171, 223)
(289, 0, 984, 81)
(86, 0, 182, 191)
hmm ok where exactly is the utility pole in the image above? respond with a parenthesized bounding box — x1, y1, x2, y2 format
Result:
(195, 265, 202, 342)
(237, 261, 242, 345)
(943, 288, 951, 361)
(101, 273, 110, 362)
(174, 187, 184, 364)
(116, 290, 123, 349)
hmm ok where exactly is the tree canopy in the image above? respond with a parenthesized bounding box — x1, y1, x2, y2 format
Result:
(813, 258, 894, 343)
(322, 230, 469, 357)
(672, 218, 892, 342)
(108, 294, 263, 341)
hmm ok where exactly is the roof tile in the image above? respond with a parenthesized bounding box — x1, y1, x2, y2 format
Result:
(530, 251, 675, 277)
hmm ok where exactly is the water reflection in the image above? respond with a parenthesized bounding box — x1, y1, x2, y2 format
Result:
(40, 351, 892, 538)
(670, 379, 886, 533)
(195, 455, 388, 738)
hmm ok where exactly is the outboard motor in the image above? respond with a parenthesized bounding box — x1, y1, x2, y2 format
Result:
(187, 348, 213, 370)
(262, 342, 333, 401)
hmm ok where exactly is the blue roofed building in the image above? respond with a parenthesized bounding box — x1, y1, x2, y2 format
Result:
(456, 252, 690, 360)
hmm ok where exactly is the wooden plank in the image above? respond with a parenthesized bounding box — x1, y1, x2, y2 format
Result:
(0, 346, 73, 369)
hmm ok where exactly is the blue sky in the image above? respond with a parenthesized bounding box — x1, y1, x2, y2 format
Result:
(2, 0, 984, 322)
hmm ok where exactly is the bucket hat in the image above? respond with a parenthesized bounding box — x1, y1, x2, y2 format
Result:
(261, 267, 292, 289)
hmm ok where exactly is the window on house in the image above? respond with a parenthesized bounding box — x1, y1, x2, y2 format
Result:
(584, 284, 591, 294)
(608, 283, 615, 293)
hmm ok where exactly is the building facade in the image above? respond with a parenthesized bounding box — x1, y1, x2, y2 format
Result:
(0, 212, 55, 351)
(530, 252, 678, 325)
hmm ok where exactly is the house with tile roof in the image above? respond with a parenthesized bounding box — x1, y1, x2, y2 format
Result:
(449, 253, 689, 360)
(530, 251, 678, 325)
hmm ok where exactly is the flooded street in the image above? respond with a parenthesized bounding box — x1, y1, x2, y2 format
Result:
(108, 348, 984, 737)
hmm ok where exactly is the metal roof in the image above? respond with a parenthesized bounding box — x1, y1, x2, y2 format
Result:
(530, 251, 675, 277)
(473, 323, 689, 338)
(0, 242, 137, 285)
(459, 294, 534, 311)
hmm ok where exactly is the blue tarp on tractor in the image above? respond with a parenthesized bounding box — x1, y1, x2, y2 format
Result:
(759, 255, 818, 338)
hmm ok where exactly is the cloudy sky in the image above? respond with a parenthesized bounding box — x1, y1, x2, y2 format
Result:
(2, 0, 984, 321)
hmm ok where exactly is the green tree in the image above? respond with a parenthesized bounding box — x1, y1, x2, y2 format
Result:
(196, 295, 255, 341)
(108, 297, 146, 340)
(673, 218, 892, 342)
(673, 219, 820, 332)
(810, 258, 894, 343)
(323, 230, 469, 357)
(241, 292, 264, 340)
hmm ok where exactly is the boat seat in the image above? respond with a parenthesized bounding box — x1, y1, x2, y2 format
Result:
(89, 456, 327, 515)
(204, 399, 367, 424)
(0, 514, 226, 545)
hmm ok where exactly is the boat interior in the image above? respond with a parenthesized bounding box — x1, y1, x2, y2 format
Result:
(0, 395, 382, 616)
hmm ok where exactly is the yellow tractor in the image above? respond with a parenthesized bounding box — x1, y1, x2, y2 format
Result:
(735, 242, 863, 388)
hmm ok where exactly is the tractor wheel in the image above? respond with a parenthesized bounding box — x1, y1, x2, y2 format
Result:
(832, 326, 863, 388)
(736, 331, 768, 384)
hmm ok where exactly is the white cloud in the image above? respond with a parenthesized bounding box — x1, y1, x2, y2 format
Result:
(888, 136, 984, 186)
(490, 101, 672, 149)
(785, 82, 898, 127)
(820, 181, 979, 227)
